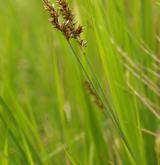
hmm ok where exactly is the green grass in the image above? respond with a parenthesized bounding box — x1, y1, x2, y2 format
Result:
(0, 0, 160, 164)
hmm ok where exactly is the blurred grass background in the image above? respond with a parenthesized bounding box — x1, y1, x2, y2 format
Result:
(0, 0, 160, 164)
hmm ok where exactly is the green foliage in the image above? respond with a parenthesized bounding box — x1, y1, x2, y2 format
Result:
(0, 0, 159, 164)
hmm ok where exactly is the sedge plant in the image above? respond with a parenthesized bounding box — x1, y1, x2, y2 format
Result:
(0, 0, 159, 164)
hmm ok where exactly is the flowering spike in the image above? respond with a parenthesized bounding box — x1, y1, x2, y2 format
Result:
(43, 0, 86, 48)
(84, 80, 104, 110)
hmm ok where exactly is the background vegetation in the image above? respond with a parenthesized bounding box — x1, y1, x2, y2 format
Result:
(0, 0, 160, 164)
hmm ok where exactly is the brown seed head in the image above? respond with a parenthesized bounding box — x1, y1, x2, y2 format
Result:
(84, 80, 104, 111)
(43, 0, 87, 48)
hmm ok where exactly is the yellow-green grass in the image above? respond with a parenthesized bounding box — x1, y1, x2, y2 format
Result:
(0, 0, 159, 164)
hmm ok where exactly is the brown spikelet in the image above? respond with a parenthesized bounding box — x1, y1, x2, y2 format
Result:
(43, 0, 87, 48)
(58, 0, 74, 21)
(84, 80, 104, 111)
(43, 0, 61, 29)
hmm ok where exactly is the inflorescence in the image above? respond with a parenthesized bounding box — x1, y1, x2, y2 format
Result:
(43, 0, 87, 48)
(84, 80, 105, 110)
